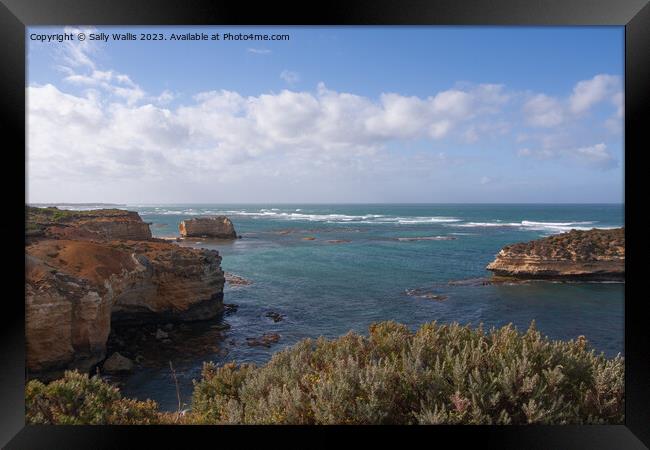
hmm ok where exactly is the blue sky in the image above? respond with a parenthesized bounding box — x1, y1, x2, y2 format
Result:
(27, 26, 624, 203)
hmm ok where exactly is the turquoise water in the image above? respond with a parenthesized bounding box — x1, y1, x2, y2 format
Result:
(62, 204, 625, 409)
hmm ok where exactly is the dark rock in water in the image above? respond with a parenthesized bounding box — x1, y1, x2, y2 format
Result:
(106, 318, 229, 369)
(486, 228, 624, 281)
(103, 352, 134, 373)
(223, 303, 239, 315)
(265, 311, 284, 322)
(447, 278, 493, 287)
(155, 329, 169, 340)
(211, 323, 231, 331)
(404, 288, 448, 301)
(397, 236, 456, 241)
(246, 333, 280, 347)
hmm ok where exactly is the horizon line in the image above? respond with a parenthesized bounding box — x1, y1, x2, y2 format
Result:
(27, 201, 625, 206)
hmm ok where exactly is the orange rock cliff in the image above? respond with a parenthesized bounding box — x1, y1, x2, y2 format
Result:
(25, 206, 225, 374)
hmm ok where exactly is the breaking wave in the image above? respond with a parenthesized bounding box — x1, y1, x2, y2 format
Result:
(452, 220, 615, 233)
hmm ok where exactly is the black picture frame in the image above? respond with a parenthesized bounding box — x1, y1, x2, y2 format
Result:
(2, 0, 648, 447)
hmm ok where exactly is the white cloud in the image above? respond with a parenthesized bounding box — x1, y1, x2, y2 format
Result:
(611, 92, 624, 118)
(569, 74, 620, 114)
(26, 39, 624, 202)
(247, 48, 271, 54)
(58, 26, 98, 70)
(517, 142, 616, 169)
(522, 74, 622, 130)
(280, 70, 300, 85)
(27, 79, 515, 189)
(523, 94, 564, 127)
(154, 89, 176, 105)
(573, 143, 615, 167)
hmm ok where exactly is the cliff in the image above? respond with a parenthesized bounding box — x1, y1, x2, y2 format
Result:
(25, 207, 225, 374)
(179, 216, 237, 239)
(486, 228, 624, 281)
(26, 206, 152, 241)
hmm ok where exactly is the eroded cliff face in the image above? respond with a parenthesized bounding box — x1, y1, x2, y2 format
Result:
(486, 228, 624, 281)
(25, 207, 225, 374)
(179, 216, 237, 239)
(26, 207, 152, 241)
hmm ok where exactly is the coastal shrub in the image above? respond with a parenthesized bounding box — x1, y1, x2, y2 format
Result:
(191, 321, 624, 425)
(26, 371, 160, 425)
(25, 321, 624, 425)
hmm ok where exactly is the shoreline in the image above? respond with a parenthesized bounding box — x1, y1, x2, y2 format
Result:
(25, 205, 625, 412)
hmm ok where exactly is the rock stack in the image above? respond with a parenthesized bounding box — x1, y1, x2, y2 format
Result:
(486, 228, 624, 281)
(179, 216, 238, 239)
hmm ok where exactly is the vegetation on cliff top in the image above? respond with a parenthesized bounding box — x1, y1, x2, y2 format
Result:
(503, 228, 624, 261)
(25, 205, 142, 237)
(26, 321, 624, 425)
(26, 205, 133, 223)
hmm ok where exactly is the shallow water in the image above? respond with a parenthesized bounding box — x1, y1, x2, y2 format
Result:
(56, 203, 624, 410)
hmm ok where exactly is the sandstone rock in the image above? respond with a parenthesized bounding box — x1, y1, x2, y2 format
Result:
(179, 216, 237, 239)
(103, 352, 134, 373)
(27, 206, 152, 241)
(486, 228, 624, 281)
(224, 272, 252, 286)
(25, 208, 226, 375)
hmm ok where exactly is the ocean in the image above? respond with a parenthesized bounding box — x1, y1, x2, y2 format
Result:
(51, 203, 625, 410)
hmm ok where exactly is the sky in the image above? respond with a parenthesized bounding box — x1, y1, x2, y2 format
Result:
(26, 26, 624, 204)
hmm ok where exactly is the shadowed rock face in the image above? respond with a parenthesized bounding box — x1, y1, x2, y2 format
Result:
(486, 228, 624, 281)
(25, 207, 225, 374)
(179, 216, 237, 239)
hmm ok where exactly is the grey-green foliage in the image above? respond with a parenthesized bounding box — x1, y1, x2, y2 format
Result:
(191, 321, 624, 424)
(26, 371, 160, 425)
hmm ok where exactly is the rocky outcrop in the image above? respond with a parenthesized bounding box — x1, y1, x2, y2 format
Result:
(25, 207, 225, 375)
(486, 228, 624, 281)
(26, 206, 152, 241)
(179, 216, 237, 239)
(224, 273, 252, 286)
(103, 352, 134, 373)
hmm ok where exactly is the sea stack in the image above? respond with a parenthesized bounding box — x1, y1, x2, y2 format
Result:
(486, 228, 624, 281)
(25, 206, 225, 375)
(179, 216, 237, 239)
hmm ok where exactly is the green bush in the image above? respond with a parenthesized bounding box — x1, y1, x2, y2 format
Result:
(191, 321, 624, 424)
(25, 321, 624, 425)
(26, 371, 159, 425)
